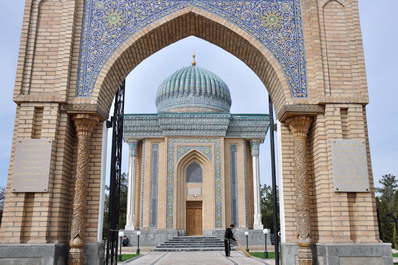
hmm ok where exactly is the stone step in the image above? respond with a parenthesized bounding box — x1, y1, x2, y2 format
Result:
(154, 248, 234, 252)
(154, 236, 230, 252)
(157, 245, 224, 248)
(159, 241, 223, 244)
(170, 237, 220, 241)
(169, 239, 221, 242)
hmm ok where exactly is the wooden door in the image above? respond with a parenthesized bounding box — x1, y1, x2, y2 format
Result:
(186, 201, 203, 236)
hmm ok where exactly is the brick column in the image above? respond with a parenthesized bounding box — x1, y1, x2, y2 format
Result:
(69, 114, 99, 265)
(286, 116, 313, 265)
(125, 139, 138, 230)
(250, 139, 263, 230)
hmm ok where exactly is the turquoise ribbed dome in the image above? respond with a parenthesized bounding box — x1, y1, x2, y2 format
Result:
(156, 65, 232, 113)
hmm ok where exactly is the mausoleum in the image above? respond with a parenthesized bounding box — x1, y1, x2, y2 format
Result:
(122, 57, 269, 242)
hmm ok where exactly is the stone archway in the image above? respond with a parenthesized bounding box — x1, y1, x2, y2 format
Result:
(0, 0, 390, 264)
(91, 8, 292, 119)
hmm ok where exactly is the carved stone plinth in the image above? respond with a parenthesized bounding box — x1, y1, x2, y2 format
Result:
(68, 114, 100, 265)
(286, 116, 313, 265)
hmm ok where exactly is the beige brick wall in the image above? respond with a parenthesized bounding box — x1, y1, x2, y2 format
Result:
(280, 103, 378, 243)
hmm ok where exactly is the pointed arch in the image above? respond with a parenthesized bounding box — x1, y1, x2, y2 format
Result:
(175, 149, 213, 231)
(89, 6, 294, 119)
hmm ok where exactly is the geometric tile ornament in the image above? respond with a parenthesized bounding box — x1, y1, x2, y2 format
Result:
(123, 113, 270, 139)
(140, 140, 146, 229)
(177, 145, 212, 161)
(243, 140, 248, 228)
(167, 138, 223, 228)
(77, 0, 307, 98)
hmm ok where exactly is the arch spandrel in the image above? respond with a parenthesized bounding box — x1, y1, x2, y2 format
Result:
(75, 0, 310, 117)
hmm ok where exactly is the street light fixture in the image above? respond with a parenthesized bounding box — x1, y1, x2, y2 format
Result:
(118, 231, 124, 261)
(244, 231, 249, 252)
(263, 229, 269, 259)
(136, 231, 141, 255)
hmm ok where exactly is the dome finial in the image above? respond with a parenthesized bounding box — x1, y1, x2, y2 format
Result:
(192, 52, 196, 66)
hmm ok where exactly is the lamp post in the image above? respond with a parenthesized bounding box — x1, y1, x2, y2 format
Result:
(263, 229, 269, 259)
(244, 231, 249, 252)
(136, 231, 141, 255)
(118, 231, 124, 261)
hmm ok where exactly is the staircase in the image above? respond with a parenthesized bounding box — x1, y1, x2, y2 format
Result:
(154, 236, 232, 252)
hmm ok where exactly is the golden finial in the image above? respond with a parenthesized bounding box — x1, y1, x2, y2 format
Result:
(192, 52, 196, 66)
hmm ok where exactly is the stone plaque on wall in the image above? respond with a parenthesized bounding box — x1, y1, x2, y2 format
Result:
(12, 139, 52, 192)
(332, 139, 370, 192)
(187, 187, 202, 195)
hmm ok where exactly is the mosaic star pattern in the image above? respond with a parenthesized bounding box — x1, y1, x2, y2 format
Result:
(77, 0, 307, 98)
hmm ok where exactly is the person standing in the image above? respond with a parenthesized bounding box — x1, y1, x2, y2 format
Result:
(224, 224, 236, 257)
(122, 235, 129, 247)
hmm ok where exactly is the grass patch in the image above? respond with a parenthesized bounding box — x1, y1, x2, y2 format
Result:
(122, 254, 140, 261)
(393, 253, 398, 257)
(249, 252, 275, 259)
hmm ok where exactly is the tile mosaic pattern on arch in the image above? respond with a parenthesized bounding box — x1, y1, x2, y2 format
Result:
(77, 0, 307, 98)
(177, 145, 212, 161)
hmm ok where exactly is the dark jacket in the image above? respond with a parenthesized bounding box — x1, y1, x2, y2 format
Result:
(224, 228, 236, 241)
(122, 237, 129, 246)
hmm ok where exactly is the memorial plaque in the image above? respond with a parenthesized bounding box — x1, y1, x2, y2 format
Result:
(332, 139, 369, 192)
(12, 139, 52, 192)
(187, 187, 202, 195)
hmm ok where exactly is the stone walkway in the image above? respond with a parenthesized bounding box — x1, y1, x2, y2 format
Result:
(119, 251, 275, 265)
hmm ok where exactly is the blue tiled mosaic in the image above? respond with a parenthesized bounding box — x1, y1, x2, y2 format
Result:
(177, 145, 212, 161)
(77, 0, 307, 98)
(140, 140, 146, 229)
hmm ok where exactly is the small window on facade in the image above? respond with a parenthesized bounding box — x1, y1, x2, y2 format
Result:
(186, 162, 203, 183)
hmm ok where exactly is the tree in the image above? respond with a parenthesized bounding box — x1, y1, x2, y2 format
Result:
(377, 196, 394, 245)
(260, 183, 280, 234)
(376, 174, 398, 248)
(103, 173, 128, 239)
(376, 174, 398, 209)
(0, 186, 5, 225)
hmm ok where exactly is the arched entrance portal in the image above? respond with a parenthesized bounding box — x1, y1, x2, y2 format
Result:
(177, 151, 212, 236)
(0, 1, 389, 265)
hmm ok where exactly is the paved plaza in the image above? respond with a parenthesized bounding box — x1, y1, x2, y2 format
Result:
(120, 251, 274, 265)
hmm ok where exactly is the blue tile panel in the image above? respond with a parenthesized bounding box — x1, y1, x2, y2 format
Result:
(140, 140, 146, 229)
(243, 140, 248, 228)
(150, 144, 159, 229)
(77, 0, 307, 98)
(230, 145, 238, 227)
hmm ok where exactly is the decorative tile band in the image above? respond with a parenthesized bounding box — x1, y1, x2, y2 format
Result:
(167, 137, 223, 229)
(150, 144, 159, 229)
(77, 0, 307, 98)
(140, 140, 146, 229)
(123, 113, 270, 139)
(243, 140, 248, 228)
(230, 145, 238, 227)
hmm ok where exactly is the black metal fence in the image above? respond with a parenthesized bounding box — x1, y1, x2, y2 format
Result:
(105, 80, 125, 265)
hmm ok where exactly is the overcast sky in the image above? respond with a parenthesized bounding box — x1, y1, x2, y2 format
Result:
(0, 1, 397, 190)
